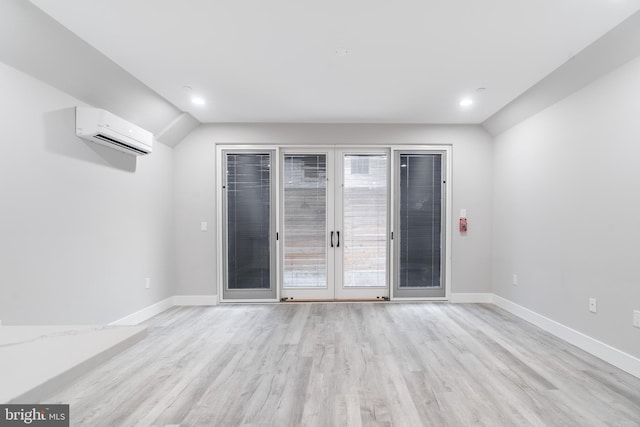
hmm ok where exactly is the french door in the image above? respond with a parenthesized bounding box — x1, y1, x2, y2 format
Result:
(218, 145, 450, 302)
(280, 148, 389, 300)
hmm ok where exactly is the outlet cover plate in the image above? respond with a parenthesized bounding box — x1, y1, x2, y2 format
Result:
(589, 298, 597, 313)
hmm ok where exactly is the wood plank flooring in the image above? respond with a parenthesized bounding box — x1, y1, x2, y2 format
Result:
(46, 303, 640, 426)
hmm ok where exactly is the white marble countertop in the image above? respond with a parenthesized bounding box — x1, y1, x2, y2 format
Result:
(0, 325, 146, 403)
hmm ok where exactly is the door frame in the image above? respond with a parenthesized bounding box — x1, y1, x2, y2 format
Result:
(279, 147, 335, 300)
(334, 147, 391, 300)
(217, 145, 281, 303)
(389, 146, 452, 301)
(216, 144, 451, 303)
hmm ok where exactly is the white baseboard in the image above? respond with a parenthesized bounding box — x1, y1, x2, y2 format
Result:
(109, 297, 174, 326)
(492, 294, 640, 379)
(109, 295, 218, 326)
(450, 293, 493, 303)
(173, 295, 219, 306)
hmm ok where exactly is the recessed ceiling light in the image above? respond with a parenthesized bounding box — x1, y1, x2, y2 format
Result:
(459, 98, 473, 107)
(192, 97, 206, 105)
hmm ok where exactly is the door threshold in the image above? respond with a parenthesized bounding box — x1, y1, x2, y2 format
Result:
(280, 297, 389, 302)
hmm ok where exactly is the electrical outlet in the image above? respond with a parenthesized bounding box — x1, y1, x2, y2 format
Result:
(589, 298, 597, 313)
(512, 274, 518, 286)
(145, 278, 151, 289)
(633, 310, 640, 328)
(201, 221, 208, 231)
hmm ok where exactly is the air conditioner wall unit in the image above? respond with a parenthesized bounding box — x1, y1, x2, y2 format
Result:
(75, 107, 153, 156)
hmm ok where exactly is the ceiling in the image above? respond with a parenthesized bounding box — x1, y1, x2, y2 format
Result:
(30, 0, 640, 124)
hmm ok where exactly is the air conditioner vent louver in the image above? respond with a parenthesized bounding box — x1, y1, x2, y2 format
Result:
(75, 107, 153, 156)
(94, 134, 148, 155)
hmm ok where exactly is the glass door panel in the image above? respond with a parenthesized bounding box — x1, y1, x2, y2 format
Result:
(223, 152, 276, 300)
(341, 155, 388, 287)
(394, 152, 446, 298)
(335, 151, 389, 300)
(280, 151, 333, 300)
(283, 154, 328, 288)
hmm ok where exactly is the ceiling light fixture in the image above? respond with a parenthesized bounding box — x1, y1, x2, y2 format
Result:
(192, 97, 206, 105)
(459, 98, 473, 107)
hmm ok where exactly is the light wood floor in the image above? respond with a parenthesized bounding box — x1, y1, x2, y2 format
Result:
(47, 303, 640, 426)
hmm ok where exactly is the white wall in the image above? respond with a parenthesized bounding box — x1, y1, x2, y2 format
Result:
(0, 61, 175, 325)
(492, 55, 640, 358)
(174, 123, 493, 297)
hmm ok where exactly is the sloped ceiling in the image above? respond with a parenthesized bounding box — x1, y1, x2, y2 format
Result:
(485, 9, 640, 135)
(0, 0, 198, 147)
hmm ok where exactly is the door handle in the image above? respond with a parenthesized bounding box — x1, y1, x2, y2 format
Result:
(336, 231, 340, 248)
(330, 231, 334, 248)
